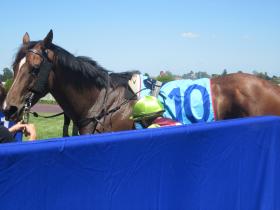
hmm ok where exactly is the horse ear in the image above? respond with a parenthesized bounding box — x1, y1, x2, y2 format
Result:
(43, 29, 53, 48)
(23, 32, 30, 44)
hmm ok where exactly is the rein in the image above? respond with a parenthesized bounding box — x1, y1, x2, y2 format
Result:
(77, 77, 164, 133)
(30, 111, 65, 119)
(76, 87, 148, 134)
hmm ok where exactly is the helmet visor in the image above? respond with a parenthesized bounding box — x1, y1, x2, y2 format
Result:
(132, 110, 164, 121)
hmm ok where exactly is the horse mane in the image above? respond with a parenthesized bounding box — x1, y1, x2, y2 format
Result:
(14, 41, 140, 89)
(49, 44, 139, 89)
(109, 71, 140, 87)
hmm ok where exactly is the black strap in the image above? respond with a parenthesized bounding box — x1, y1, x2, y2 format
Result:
(30, 111, 65, 119)
(31, 60, 53, 96)
(76, 86, 148, 133)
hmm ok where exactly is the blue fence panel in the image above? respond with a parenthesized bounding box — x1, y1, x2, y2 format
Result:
(0, 116, 280, 210)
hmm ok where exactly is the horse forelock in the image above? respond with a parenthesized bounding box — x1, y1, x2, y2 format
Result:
(13, 41, 39, 72)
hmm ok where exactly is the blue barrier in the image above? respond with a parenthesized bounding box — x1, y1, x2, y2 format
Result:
(0, 116, 280, 210)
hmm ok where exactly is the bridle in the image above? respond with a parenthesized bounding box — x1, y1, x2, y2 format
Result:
(22, 48, 52, 123)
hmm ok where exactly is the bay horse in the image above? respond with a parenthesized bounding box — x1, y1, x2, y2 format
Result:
(4, 30, 137, 134)
(3, 30, 280, 135)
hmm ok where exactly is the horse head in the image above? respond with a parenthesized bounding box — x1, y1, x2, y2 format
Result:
(3, 30, 54, 121)
(4, 30, 137, 134)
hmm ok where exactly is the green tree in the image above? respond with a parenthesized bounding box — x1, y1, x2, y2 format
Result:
(271, 75, 280, 84)
(156, 70, 175, 82)
(211, 74, 219, 78)
(156, 74, 174, 83)
(222, 69, 227, 76)
(4, 78, 13, 91)
(253, 71, 271, 80)
(182, 71, 195, 79)
(1, 68, 13, 81)
(195, 71, 210, 79)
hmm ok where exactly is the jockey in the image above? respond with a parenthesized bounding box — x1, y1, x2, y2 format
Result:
(131, 96, 181, 129)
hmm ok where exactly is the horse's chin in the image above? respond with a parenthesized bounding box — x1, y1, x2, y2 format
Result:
(5, 106, 24, 122)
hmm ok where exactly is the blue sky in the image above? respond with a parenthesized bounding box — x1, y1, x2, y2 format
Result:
(1, 0, 279, 76)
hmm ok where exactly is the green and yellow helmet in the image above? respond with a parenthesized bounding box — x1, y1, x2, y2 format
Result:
(130, 96, 164, 121)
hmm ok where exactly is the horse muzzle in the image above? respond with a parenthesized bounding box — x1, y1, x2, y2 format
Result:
(3, 105, 23, 121)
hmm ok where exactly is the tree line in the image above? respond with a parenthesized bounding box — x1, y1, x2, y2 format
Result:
(154, 69, 280, 84)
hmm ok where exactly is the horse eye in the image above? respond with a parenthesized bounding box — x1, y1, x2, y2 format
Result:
(30, 67, 40, 76)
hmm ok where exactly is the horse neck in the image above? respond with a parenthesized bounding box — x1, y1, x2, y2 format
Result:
(86, 85, 135, 134)
(87, 85, 129, 115)
(48, 67, 129, 118)
(47, 63, 135, 133)
(47, 69, 103, 121)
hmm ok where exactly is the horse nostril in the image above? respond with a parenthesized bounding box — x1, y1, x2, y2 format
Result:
(3, 106, 18, 120)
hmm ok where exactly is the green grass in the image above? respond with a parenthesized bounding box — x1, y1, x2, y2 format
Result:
(38, 99, 58, 105)
(23, 112, 74, 140)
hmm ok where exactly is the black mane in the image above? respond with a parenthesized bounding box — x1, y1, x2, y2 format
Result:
(14, 41, 140, 89)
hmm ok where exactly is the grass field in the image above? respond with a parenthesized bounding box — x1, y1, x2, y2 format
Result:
(23, 112, 74, 140)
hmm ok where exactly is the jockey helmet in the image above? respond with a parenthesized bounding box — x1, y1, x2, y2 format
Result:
(130, 96, 164, 121)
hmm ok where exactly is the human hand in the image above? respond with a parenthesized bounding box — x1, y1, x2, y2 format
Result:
(23, 124, 37, 141)
(8, 122, 26, 133)
(8, 122, 37, 141)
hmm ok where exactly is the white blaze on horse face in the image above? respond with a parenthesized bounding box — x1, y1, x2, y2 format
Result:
(2, 100, 7, 110)
(3, 57, 27, 109)
(10, 56, 26, 88)
(18, 57, 26, 72)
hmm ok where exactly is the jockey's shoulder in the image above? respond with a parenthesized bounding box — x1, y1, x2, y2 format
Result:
(151, 117, 182, 127)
